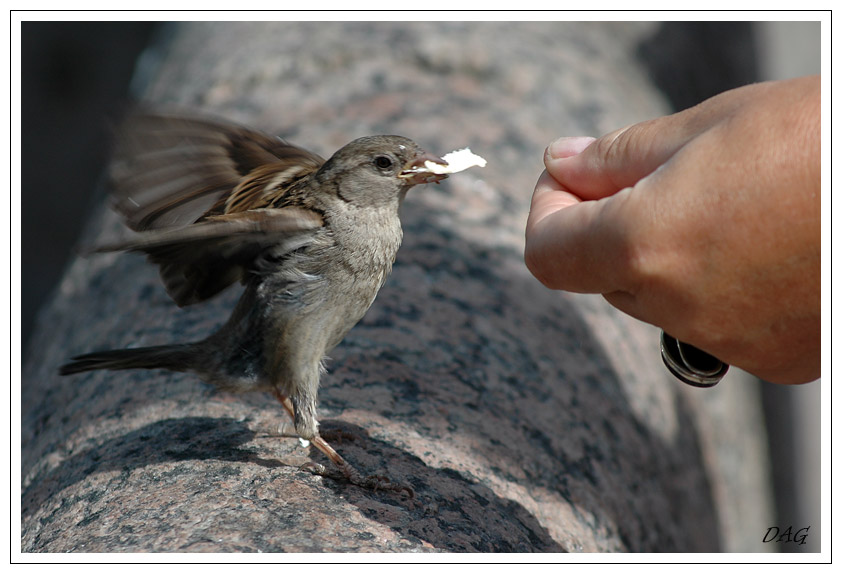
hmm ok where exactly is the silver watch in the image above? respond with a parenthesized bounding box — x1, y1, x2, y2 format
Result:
(660, 331, 729, 387)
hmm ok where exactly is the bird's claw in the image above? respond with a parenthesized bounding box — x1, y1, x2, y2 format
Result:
(275, 393, 413, 497)
(358, 474, 415, 498)
(298, 461, 327, 475)
(299, 460, 414, 498)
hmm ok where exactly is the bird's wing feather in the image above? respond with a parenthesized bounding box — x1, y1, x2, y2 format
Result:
(110, 112, 325, 231)
(97, 208, 324, 307)
(103, 111, 327, 305)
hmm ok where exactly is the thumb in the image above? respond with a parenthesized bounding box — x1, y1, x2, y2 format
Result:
(544, 117, 695, 200)
(546, 80, 770, 199)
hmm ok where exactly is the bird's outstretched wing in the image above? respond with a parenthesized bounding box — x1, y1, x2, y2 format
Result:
(103, 111, 328, 305)
(110, 111, 325, 231)
(96, 208, 324, 306)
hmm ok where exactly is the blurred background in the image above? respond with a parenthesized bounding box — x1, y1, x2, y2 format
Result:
(19, 20, 822, 552)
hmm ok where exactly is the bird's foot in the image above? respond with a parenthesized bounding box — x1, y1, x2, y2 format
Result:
(273, 390, 413, 497)
(299, 458, 414, 498)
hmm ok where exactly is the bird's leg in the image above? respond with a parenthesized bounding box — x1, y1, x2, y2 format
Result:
(271, 389, 413, 497)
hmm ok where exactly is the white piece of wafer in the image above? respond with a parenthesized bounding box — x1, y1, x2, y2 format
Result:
(415, 148, 487, 174)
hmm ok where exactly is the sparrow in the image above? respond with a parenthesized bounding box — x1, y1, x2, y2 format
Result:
(59, 112, 453, 494)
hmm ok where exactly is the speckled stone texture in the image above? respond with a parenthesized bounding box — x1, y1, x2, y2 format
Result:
(22, 22, 773, 553)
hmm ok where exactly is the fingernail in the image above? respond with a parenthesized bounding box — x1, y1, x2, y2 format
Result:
(546, 136, 595, 160)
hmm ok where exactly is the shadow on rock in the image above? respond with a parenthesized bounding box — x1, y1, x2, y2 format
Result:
(306, 419, 566, 552)
(21, 416, 279, 519)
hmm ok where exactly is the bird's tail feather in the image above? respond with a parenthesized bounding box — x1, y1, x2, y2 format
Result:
(59, 344, 196, 376)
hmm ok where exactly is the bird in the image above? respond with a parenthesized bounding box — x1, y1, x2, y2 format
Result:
(59, 111, 456, 494)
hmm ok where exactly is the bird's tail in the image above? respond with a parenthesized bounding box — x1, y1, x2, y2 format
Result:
(59, 344, 197, 376)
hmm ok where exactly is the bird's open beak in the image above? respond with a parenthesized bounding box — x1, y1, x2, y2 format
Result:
(399, 152, 449, 184)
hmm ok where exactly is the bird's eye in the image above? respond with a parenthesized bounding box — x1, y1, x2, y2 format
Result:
(374, 155, 394, 170)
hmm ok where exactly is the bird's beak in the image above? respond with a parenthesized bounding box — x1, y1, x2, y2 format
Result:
(399, 152, 449, 184)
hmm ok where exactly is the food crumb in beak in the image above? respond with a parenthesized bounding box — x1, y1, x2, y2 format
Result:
(402, 148, 487, 176)
(424, 148, 487, 174)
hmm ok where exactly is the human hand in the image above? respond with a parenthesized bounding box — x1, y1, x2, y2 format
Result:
(525, 76, 820, 384)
